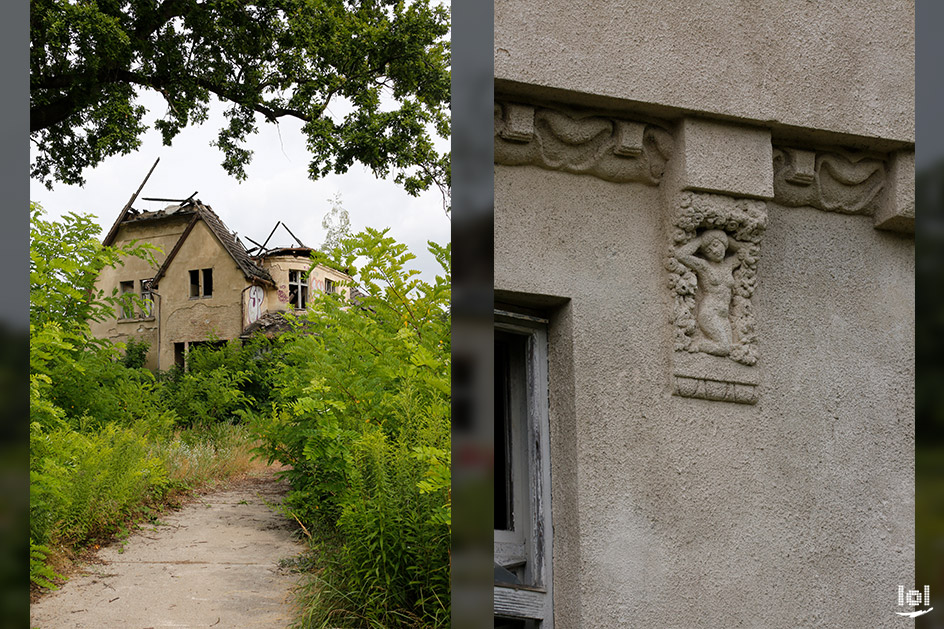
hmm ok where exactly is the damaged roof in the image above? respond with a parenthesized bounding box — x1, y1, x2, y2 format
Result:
(107, 198, 275, 287)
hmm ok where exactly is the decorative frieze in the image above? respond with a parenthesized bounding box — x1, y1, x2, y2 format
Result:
(772, 148, 885, 214)
(494, 101, 673, 185)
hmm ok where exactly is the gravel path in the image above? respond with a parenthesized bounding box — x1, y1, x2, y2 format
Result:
(30, 469, 305, 628)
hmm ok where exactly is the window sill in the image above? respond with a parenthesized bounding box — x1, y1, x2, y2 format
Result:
(117, 316, 155, 323)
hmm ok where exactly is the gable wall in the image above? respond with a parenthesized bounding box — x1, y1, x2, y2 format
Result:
(156, 219, 250, 368)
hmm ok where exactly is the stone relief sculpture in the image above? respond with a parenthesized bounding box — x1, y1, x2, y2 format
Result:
(674, 230, 744, 357)
(665, 192, 767, 366)
(772, 147, 885, 214)
(494, 101, 673, 185)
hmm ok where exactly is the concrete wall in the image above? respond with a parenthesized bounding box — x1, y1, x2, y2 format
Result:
(157, 220, 248, 369)
(495, 167, 913, 627)
(494, 2, 913, 627)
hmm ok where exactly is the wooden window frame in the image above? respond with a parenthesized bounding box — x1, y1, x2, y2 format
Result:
(288, 269, 308, 309)
(495, 311, 554, 628)
(189, 268, 213, 299)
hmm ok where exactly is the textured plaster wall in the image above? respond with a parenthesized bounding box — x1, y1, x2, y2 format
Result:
(90, 216, 190, 370)
(157, 221, 247, 369)
(262, 258, 351, 312)
(494, 0, 914, 145)
(494, 164, 913, 627)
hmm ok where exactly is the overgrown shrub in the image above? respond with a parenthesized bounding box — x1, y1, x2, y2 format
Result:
(121, 337, 150, 369)
(158, 337, 282, 427)
(253, 229, 451, 627)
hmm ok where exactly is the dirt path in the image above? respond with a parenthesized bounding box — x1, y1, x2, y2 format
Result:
(30, 469, 306, 628)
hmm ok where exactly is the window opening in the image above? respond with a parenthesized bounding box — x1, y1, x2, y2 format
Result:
(495, 335, 513, 531)
(119, 280, 135, 318)
(189, 270, 200, 297)
(140, 279, 153, 317)
(202, 269, 213, 297)
(189, 269, 213, 298)
(325, 278, 335, 294)
(289, 269, 308, 309)
(495, 312, 553, 628)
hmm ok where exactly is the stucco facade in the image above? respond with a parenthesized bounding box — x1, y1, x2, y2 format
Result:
(90, 200, 350, 371)
(493, 2, 914, 628)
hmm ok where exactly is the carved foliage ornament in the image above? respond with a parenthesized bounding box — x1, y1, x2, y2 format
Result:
(772, 148, 885, 214)
(665, 192, 767, 366)
(494, 101, 673, 185)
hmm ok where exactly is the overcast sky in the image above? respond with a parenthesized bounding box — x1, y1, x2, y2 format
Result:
(29, 90, 451, 285)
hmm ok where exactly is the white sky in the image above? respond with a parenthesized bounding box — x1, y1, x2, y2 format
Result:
(29, 90, 451, 284)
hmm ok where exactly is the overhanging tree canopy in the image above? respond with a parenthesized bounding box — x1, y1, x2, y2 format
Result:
(30, 0, 450, 197)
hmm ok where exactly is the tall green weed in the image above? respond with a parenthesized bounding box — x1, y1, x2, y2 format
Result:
(253, 229, 451, 627)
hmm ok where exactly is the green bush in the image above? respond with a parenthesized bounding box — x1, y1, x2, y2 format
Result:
(253, 229, 451, 627)
(30, 421, 169, 550)
(121, 337, 150, 369)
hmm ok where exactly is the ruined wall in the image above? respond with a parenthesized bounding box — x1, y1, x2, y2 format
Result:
(89, 214, 190, 370)
(157, 220, 248, 369)
(260, 255, 351, 317)
(494, 2, 913, 627)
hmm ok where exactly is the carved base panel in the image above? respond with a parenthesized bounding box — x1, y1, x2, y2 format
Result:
(671, 351, 759, 405)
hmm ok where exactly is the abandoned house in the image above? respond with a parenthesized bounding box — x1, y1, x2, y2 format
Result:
(89, 197, 351, 371)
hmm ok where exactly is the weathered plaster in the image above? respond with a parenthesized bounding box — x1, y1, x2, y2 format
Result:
(494, 160, 913, 627)
(89, 214, 191, 370)
(262, 256, 350, 313)
(156, 220, 246, 368)
(495, 0, 914, 144)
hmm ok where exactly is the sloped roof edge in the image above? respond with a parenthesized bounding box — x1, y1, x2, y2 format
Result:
(148, 201, 275, 287)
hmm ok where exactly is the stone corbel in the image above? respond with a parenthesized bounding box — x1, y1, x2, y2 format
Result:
(874, 150, 914, 233)
(494, 101, 674, 185)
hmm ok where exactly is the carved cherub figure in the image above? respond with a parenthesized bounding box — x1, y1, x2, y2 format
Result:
(675, 229, 743, 356)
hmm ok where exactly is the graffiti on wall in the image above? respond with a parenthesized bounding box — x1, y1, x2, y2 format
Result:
(246, 285, 264, 324)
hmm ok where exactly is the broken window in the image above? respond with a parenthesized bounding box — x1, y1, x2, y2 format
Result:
(119, 280, 135, 318)
(495, 311, 553, 628)
(140, 279, 153, 317)
(202, 268, 213, 297)
(189, 269, 213, 298)
(289, 269, 308, 309)
(324, 278, 335, 294)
